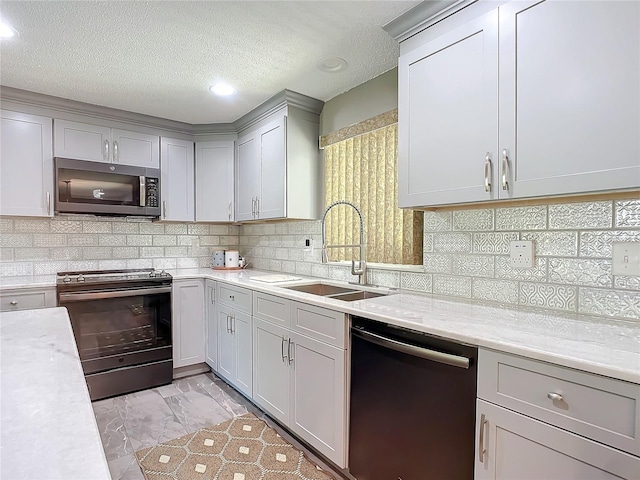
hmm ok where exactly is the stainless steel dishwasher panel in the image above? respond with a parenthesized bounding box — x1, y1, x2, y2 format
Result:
(349, 317, 477, 480)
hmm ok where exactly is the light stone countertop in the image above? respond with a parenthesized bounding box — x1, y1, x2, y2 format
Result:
(170, 268, 640, 385)
(0, 307, 111, 480)
(1, 268, 638, 384)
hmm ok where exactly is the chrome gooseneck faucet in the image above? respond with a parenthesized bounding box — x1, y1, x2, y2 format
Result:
(321, 200, 367, 285)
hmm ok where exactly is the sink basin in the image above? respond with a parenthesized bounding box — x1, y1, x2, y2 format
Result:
(285, 283, 355, 296)
(330, 291, 388, 302)
(283, 282, 390, 302)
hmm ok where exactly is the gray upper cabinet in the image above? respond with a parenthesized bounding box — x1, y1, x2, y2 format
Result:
(160, 137, 195, 222)
(54, 119, 160, 168)
(398, 10, 498, 207)
(235, 105, 321, 222)
(397, 0, 640, 208)
(0, 110, 54, 217)
(195, 141, 235, 222)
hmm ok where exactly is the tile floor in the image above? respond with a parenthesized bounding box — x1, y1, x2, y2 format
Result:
(92, 372, 344, 480)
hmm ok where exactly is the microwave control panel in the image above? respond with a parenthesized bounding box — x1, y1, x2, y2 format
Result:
(146, 178, 159, 207)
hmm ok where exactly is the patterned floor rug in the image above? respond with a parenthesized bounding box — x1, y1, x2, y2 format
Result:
(135, 412, 336, 480)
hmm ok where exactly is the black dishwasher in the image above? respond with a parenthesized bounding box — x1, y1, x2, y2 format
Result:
(349, 317, 477, 480)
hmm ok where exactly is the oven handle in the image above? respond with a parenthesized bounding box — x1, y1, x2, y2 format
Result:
(59, 286, 172, 302)
(352, 327, 470, 369)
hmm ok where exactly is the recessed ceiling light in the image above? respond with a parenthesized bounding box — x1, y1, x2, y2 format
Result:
(209, 82, 236, 96)
(316, 57, 348, 73)
(0, 18, 16, 38)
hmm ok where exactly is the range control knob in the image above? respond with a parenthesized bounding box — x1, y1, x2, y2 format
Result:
(159, 270, 168, 277)
(77, 274, 85, 282)
(63, 275, 71, 283)
(149, 269, 157, 278)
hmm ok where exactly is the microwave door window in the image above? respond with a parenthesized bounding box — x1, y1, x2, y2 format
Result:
(58, 169, 138, 205)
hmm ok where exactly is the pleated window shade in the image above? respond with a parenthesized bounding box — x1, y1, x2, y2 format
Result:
(323, 123, 423, 265)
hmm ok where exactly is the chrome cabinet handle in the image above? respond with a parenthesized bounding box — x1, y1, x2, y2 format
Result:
(210, 288, 215, 304)
(46, 191, 51, 215)
(163, 200, 167, 219)
(228, 201, 232, 221)
(255, 197, 259, 218)
(251, 197, 255, 217)
(501, 148, 509, 191)
(547, 392, 564, 402)
(230, 314, 235, 334)
(104, 139, 109, 162)
(281, 336, 288, 362)
(9, 300, 18, 306)
(478, 413, 487, 463)
(484, 153, 492, 192)
(226, 314, 231, 333)
(287, 338, 294, 364)
(113, 140, 119, 163)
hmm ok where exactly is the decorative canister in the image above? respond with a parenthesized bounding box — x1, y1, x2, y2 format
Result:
(213, 250, 225, 267)
(225, 250, 240, 268)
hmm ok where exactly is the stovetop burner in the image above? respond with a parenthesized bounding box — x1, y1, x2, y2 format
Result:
(56, 268, 172, 287)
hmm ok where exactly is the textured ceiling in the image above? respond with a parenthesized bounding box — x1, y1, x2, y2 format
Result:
(0, 1, 420, 124)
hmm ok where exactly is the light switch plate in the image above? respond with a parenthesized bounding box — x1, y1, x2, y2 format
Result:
(612, 242, 640, 276)
(510, 240, 535, 269)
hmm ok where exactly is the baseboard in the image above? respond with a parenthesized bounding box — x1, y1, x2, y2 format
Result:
(172, 363, 210, 379)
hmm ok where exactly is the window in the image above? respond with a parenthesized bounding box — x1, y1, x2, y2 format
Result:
(321, 112, 423, 265)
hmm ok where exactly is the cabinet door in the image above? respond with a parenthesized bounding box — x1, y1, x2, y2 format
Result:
(398, 11, 498, 207)
(112, 129, 160, 168)
(53, 119, 110, 163)
(160, 137, 194, 221)
(499, 0, 640, 198)
(195, 141, 234, 222)
(235, 133, 260, 221)
(233, 310, 253, 397)
(252, 318, 290, 424)
(217, 304, 235, 382)
(1, 111, 54, 217)
(475, 400, 640, 480)
(204, 280, 217, 371)
(172, 280, 205, 368)
(257, 116, 286, 219)
(289, 332, 347, 468)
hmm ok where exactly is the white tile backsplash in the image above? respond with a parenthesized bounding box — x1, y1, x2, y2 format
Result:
(2, 196, 639, 323)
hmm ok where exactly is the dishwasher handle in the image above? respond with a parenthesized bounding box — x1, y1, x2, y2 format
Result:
(352, 327, 470, 369)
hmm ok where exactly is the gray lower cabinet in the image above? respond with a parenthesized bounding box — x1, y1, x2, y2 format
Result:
(216, 303, 252, 397)
(476, 349, 640, 479)
(251, 292, 348, 468)
(204, 279, 217, 370)
(0, 287, 56, 312)
(172, 279, 205, 368)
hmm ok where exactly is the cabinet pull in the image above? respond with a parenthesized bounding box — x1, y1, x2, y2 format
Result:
(255, 197, 259, 218)
(226, 314, 231, 333)
(287, 338, 294, 364)
(46, 191, 51, 215)
(210, 289, 215, 304)
(104, 139, 109, 162)
(230, 314, 235, 334)
(478, 413, 487, 463)
(228, 201, 232, 221)
(9, 300, 18, 306)
(163, 201, 167, 219)
(484, 153, 492, 192)
(281, 336, 288, 362)
(547, 392, 564, 402)
(251, 197, 256, 217)
(501, 149, 509, 191)
(113, 140, 119, 163)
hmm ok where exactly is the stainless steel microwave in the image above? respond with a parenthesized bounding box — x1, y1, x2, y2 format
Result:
(54, 158, 161, 217)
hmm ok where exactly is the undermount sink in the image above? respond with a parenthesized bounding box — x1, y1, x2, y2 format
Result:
(283, 282, 390, 302)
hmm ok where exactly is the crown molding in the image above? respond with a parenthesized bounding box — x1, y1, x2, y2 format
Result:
(0, 85, 195, 135)
(234, 89, 324, 134)
(0, 86, 323, 138)
(383, 0, 475, 42)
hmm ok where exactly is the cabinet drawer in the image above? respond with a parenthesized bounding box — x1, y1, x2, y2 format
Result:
(478, 349, 640, 456)
(253, 292, 290, 327)
(290, 302, 346, 348)
(0, 288, 56, 312)
(216, 283, 251, 312)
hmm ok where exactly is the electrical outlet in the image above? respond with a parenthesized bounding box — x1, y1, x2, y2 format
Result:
(612, 242, 640, 276)
(510, 240, 535, 269)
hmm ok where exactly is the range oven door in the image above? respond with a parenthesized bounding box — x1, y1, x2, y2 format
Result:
(58, 285, 172, 375)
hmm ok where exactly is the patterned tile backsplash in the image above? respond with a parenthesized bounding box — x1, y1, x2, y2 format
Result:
(0, 216, 239, 274)
(1, 198, 639, 323)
